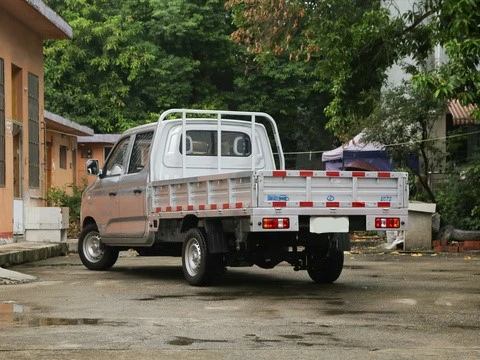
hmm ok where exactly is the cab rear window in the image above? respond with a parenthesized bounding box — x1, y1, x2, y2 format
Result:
(180, 131, 251, 157)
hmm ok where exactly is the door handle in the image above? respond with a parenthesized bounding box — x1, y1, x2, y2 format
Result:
(109, 192, 117, 196)
(133, 189, 142, 194)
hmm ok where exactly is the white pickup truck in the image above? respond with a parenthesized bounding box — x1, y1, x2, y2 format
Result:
(80, 109, 408, 286)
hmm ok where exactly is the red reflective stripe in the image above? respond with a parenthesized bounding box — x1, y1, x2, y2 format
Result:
(210, 204, 218, 210)
(199, 204, 206, 211)
(166, 206, 172, 212)
(326, 171, 340, 177)
(352, 202, 365, 207)
(272, 171, 287, 177)
(300, 201, 314, 207)
(300, 171, 314, 177)
(378, 172, 391, 178)
(187, 205, 194, 211)
(352, 171, 365, 177)
(326, 202, 340, 207)
(235, 202, 243, 208)
(176, 206, 183, 211)
(272, 201, 287, 207)
(222, 203, 230, 209)
(378, 202, 391, 207)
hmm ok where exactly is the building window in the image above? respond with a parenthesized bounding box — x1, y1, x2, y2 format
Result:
(60, 146, 67, 169)
(28, 73, 40, 188)
(0, 58, 5, 187)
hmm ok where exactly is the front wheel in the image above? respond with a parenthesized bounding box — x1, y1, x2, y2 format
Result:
(306, 249, 344, 283)
(78, 224, 119, 270)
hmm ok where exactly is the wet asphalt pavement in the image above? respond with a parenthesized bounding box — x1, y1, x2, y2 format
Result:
(0, 251, 479, 360)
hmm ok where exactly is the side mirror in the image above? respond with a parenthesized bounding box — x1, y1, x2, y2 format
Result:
(86, 159, 100, 176)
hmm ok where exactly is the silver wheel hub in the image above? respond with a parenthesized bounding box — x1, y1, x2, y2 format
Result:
(83, 232, 104, 263)
(185, 238, 202, 276)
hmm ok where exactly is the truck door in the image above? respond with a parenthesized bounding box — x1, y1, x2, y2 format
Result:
(118, 131, 153, 239)
(93, 136, 131, 237)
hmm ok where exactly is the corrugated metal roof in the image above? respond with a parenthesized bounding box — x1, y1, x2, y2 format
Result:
(77, 134, 121, 144)
(0, 0, 72, 39)
(44, 110, 94, 136)
(448, 100, 477, 126)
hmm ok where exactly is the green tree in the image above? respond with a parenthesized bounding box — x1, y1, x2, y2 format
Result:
(231, 53, 334, 154)
(44, 0, 237, 133)
(435, 163, 480, 230)
(413, 0, 480, 116)
(227, 0, 480, 136)
(44, 0, 336, 157)
(362, 83, 446, 202)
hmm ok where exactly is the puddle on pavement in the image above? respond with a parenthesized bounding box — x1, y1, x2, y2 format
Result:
(136, 294, 190, 301)
(137, 291, 348, 304)
(279, 334, 303, 339)
(344, 265, 367, 270)
(324, 309, 397, 316)
(246, 335, 281, 344)
(136, 293, 239, 302)
(0, 302, 126, 328)
(449, 324, 480, 331)
(168, 336, 228, 346)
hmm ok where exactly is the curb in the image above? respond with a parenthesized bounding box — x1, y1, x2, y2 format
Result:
(0, 242, 69, 268)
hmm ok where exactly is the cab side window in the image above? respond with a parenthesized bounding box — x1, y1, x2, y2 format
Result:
(103, 137, 130, 177)
(128, 131, 153, 174)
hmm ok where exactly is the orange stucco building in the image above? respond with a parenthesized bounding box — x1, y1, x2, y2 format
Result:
(45, 111, 93, 192)
(0, 0, 72, 242)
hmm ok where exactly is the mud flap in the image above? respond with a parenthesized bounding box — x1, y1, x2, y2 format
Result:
(205, 220, 229, 253)
(329, 233, 351, 252)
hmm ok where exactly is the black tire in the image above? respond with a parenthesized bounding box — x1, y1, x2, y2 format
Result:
(182, 228, 221, 286)
(78, 224, 119, 271)
(306, 249, 344, 284)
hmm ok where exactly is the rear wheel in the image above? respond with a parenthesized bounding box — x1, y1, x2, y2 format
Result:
(182, 228, 222, 286)
(306, 233, 346, 283)
(307, 249, 344, 283)
(78, 224, 119, 270)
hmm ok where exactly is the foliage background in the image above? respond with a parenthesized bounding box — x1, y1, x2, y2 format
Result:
(43, 0, 480, 229)
(43, 0, 335, 154)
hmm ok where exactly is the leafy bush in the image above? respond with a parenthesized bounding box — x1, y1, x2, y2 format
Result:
(46, 179, 88, 237)
(435, 164, 480, 230)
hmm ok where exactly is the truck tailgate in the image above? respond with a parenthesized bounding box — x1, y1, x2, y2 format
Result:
(257, 170, 408, 210)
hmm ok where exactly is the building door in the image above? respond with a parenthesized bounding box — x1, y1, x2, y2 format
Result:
(12, 122, 23, 234)
(46, 141, 52, 190)
(72, 148, 77, 186)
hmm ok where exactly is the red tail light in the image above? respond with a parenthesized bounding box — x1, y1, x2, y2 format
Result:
(375, 217, 401, 229)
(262, 218, 290, 229)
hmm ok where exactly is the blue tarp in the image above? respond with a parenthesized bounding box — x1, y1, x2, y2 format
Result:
(322, 133, 393, 171)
